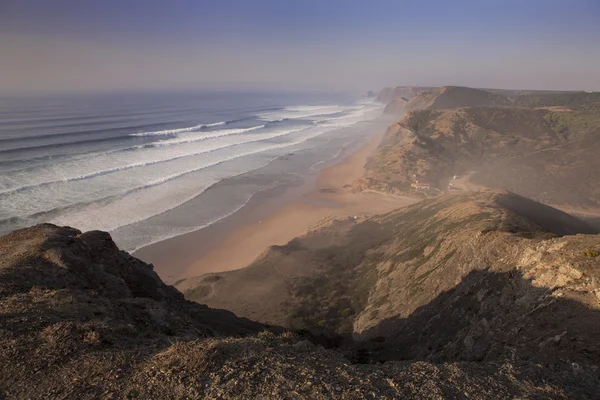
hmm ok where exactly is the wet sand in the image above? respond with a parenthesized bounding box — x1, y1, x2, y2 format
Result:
(134, 132, 417, 283)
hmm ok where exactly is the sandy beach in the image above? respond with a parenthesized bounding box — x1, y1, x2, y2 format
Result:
(134, 131, 416, 283)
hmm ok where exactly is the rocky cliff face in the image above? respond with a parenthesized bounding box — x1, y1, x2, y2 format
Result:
(182, 191, 599, 367)
(2, 209, 600, 398)
(380, 86, 511, 115)
(383, 97, 408, 114)
(380, 86, 599, 117)
(359, 103, 600, 208)
(0, 224, 268, 397)
(4, 222, 599, 398)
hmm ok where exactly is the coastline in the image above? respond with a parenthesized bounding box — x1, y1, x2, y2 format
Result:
(134, 130, 417, 283)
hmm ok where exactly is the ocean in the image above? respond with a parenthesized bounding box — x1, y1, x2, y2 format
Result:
(0, 90, 386, 252)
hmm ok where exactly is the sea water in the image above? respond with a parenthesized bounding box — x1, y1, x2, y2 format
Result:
(0, 90, 387, 251)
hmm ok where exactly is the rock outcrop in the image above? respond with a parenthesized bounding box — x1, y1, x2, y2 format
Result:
(0, 224, 270, 397)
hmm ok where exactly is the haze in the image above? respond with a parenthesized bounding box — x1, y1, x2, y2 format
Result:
(1, 0, 600, 92)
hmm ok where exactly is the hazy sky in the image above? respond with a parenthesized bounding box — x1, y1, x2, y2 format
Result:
(1, 0, 600, 92)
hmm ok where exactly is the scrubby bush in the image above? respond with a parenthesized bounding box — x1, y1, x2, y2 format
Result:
(583, 250, 599, 257)
(257, 330, 276, 342)
(279, 331, 299, 343)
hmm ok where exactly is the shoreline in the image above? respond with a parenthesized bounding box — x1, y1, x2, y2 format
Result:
(135, 130, 417, 283)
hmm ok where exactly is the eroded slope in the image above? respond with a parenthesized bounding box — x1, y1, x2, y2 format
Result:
(183, 191, 599, 369)
(1, 214, 599, 398)
(358, 104, 600, 207)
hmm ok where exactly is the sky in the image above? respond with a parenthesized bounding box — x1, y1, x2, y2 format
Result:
(1, 0, 600, 93)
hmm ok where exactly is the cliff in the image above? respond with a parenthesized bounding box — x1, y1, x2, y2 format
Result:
(358, 103, 600, 208)
(3, 83, 600, 398)
(182, 191, 598, 334)
(513, 91, 600, 107)
(401, 86, 600, 113)
(3, 215, 600, 397)
(383, 97, 408, 114)
(179, 191, 600, 397)
(404, 86, 512, 112)
(376, 86, 433, 103)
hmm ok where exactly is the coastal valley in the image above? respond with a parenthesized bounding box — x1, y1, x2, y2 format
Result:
(2, 85, 600, 398)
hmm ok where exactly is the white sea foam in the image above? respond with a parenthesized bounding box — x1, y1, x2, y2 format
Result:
(203, 121, 226, 127)
(257, 105, 349, 121)
(0, 97, 387, 250)
(311, 109, 367, 124)
(130, 120, 227, 136)
(153, 125, 265, 146)
(284, 105, 341, 111)
(0, 104, 383, 202)
(120, 191, 260, 253)
(49, 154, 277, 235)
(0, 126, 305, 198)
(47, 124, 342, 235)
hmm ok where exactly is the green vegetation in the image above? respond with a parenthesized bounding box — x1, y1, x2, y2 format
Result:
(285, 223, 390, 334)
(544, 103, 600, 137)
(583, 250, 599, 257)
(514, 92, 600, 108)
(257, 330, 276, 342)
(364, 101, 600, 207)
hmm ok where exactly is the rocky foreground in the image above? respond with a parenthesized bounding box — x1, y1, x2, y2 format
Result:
(0, 219, 598, 398)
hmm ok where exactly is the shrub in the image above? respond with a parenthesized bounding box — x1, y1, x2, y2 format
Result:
(257, 330, 276, 342)
(83, 330, 100, 345)
(280, 331, 299, 343)
(583, 250, 599, 257)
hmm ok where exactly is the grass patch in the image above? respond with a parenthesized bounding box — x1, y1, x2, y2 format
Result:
(183, 285, 211, 301)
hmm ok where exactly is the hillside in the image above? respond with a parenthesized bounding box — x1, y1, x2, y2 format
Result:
(402, 86, 512, 112)
(0, 224, 272, 397)
(181, 191, 599, 364)
(4, 222, 599, 398)
(2, 86, 599, 398)
(383, 97, 408, 114)
(358, 103, 600, 208)
(380, 86, 600, 116)
(393, 87, 600, 114)
(513, 91, 600, 107)
(376, 86, 433, 103)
